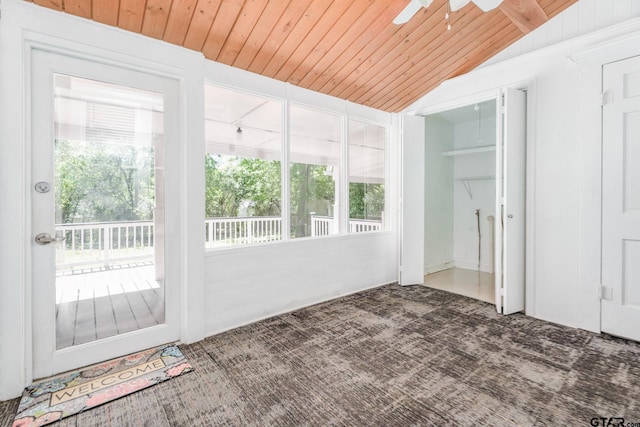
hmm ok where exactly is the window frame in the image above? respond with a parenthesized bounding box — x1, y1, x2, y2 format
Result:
(288, 101, 345, 239)
(203, 77, 390, 250)
(347, 117, 389, 234)
(203, 83, 286, 248)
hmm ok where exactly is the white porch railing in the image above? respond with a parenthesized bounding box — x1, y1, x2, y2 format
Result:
(311, 216, 382, 236)
(56, 221, 154, 270)
(55, 216, 383, 270)
(311, 216, 332, 237)
(349, 219, 383, 233)
(205, 217, 282, 247)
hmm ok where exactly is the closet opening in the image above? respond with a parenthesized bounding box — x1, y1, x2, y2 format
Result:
(423, 99, 498, 304)
(418, 88, 526, 314)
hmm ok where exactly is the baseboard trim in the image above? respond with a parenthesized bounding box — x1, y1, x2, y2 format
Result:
(424, 262, 454, 275)
(453, 260, 493, 274)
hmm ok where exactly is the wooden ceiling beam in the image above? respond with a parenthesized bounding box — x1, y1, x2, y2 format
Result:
(382, 0, 573, 111)
(499, 0, 548, 34)
(538, 0, 575, 22)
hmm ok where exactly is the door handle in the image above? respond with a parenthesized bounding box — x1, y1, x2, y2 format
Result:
(507, 214, 514, 219)
(35, 233, 66, 245)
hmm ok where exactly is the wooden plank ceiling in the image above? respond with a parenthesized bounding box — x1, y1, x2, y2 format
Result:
(26, 0, 578, 112)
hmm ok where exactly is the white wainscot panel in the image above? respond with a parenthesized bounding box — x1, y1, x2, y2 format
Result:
(203, 233, 397, 335)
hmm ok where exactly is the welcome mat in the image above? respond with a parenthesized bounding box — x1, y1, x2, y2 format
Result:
(13, 344, 193, 426)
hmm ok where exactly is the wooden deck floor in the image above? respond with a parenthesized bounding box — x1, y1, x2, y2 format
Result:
(55, 263, 164, 349)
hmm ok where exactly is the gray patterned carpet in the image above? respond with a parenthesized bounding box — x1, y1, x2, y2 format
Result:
(2, 284, 640, 426)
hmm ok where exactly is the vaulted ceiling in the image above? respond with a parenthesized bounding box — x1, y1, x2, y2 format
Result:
(26, 0, 578, 112)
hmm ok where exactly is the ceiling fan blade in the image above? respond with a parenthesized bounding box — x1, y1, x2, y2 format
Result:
(471, 0, 503, 12)
(450, 0, 472, 12)
(393, 0, 425, 25)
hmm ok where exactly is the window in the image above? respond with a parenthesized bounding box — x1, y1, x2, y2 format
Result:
(289, 105, 342, 238)
(204, 84, 283, 247)
(348, 120, 386, 233)
(204, 83, 388, 248)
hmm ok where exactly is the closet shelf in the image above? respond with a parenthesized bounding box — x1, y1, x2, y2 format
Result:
(455, 175, 495, 182)
(442, 145, 496, 157)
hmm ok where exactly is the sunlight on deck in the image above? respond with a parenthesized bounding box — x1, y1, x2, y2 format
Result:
(56, 263, 160, 304)
(55, 263, 165, 348)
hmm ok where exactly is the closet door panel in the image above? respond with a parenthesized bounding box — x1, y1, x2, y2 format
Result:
(400, 114, 425, 285)
(500, 88, 526, 314)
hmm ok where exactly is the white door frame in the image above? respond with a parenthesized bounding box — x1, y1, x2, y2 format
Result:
(1, 1, 206, 398)
(21, 33, 204, 383)
(30, 47, 182, 378)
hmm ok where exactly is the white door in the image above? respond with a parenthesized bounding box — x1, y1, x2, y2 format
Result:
(31, 49, 181, 378)
(400, 114, 425, 285)
(601, 55, 640, 341)
(495, 88, 526, 314)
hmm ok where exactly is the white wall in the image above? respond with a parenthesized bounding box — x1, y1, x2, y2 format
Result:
(0, 0, 397, 400)
(424, 116, 454, 272)
(406, 4, 640, 332)
(452, 117, 496, 272)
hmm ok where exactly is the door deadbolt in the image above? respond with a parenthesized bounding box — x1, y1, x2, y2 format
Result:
(35, 182, 51, 193)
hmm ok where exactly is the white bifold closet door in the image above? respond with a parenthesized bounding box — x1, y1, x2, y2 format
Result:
(400, 114, 425, 286)
(495, 87, 526, 314)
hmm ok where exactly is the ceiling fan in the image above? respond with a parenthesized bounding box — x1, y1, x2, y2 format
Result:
(393, 0, 503, 25)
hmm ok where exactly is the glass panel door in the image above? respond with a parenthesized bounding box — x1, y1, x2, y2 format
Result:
(31, 49, 180, 379)
(53, 74, 166, 348)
